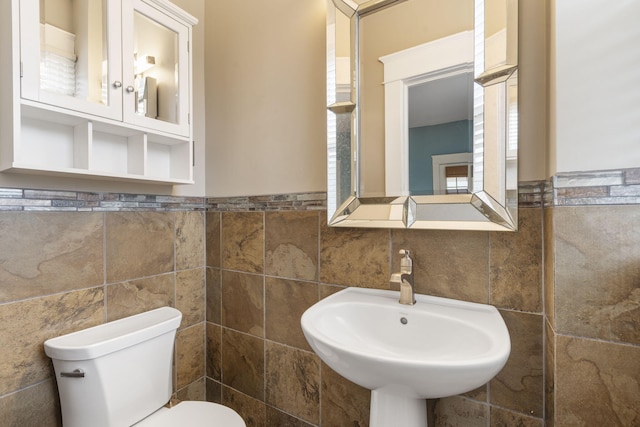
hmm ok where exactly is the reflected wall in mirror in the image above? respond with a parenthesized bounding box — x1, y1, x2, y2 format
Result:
(326, 0, 518, 230)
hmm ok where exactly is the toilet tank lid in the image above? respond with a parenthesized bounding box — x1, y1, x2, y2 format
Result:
(44, 307, 182, 361)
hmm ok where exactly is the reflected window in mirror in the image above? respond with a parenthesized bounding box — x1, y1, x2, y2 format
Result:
(445, 165, 471, 194)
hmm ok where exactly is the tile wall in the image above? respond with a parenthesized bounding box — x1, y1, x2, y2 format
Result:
(544, 168, 640, 426)
(205, 206, 545, 426)
(0, 168, 638, 426)
(0, 208, 208, 425)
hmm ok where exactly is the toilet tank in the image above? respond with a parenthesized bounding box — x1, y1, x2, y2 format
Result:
(44, 307, 182, 427)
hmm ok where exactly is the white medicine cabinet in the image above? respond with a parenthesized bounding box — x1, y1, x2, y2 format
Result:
(0, 0, 198, 184)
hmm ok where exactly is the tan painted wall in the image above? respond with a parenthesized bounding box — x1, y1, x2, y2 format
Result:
(204, 0, 327, 197)
(203, 0, 548, 198)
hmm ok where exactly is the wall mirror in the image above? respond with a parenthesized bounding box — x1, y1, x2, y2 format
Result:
(326, 0, 518, 230)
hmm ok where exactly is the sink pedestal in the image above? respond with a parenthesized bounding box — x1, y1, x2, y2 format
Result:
(370, 388, 427, 427)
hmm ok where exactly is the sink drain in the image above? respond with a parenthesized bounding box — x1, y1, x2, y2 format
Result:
(400, 317, 408, 325)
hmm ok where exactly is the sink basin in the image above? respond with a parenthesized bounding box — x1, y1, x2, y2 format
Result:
(301, 287, 510, 427)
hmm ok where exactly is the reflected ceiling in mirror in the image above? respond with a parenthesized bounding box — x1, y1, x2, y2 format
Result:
(326, 0, 518, 231)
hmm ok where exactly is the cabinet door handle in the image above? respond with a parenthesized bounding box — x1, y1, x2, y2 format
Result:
(112, 81, 122, 88)
(126, 86, 135, 93)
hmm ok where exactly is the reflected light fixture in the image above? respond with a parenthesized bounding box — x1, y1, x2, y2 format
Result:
(134, 54, 156, 75)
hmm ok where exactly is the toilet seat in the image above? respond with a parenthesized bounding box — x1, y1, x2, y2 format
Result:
(134, 401, 246, 427)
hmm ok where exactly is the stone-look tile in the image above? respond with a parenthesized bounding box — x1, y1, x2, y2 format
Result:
(555, 335, 640, 426)
(0, 288, 104, 395)
(320, 222, 390, 288)
(490, 208, 542, 312)
(206, 322, 221, 381)
(206, 268, 222, 324)
(223, 386, 265, 427)
(427, 399, 436, 426)
(176, 377, 206, 401)
(265, 211, 319, 281)
(490, 310, 543, 417)
(554, 205, 640, 344)
(206, 212, 221, 268)
(462, 385, 487, 402)
(545, 320, 555, 427)
(105, 212, 174, 283)
(319, 283, 345, 299)
(490, 406, 544, 426)
(626, 168, 640, 184)
(266, 406, 315, 427)
(321, 362, 370, 427)
(176, 268, 205, 327)
(221, 212, 264, 274)
(265, 277, 317, 350)
(0, 379, 61, 427)
(0, 212, 103, 303)
(221, 270, 264, 337)
(556, 186, 609, 199)
(176, 323, 205, 390)
(392, 229, 489, 303)
(433, 396, 487, 427)
(206, 378, 222, 404)
(176, 211, 205, 270)
(265, 342, 320, 425)
(106, 273, 175, 321)
(221, 328, 264, 400)
(543, 207, 555, 327)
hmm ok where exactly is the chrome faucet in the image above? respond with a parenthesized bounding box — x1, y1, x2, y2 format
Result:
(390, 249, 415, 305)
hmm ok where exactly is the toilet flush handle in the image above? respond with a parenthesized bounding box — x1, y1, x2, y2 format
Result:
(60, 369, 85, 378)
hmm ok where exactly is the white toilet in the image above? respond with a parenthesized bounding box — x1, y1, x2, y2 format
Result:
(44, 307, 245, 427)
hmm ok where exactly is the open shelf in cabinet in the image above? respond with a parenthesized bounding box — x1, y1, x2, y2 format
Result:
(7, 102, 194, 184)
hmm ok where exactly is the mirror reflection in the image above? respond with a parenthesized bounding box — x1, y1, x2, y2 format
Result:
(359, 0, 473, 198)
(378, 27, 476, 197)
(133, 11, 179, 123)
(326, 0, 518, 230)
(408, 72, 473, 195)
(39, 0, 108, 105)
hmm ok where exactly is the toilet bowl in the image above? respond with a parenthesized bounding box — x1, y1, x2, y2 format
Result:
(44, 307, 245, 427)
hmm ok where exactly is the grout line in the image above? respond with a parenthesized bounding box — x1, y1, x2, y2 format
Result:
(262, 210, 267, 405)
(103, 211, 108, 323)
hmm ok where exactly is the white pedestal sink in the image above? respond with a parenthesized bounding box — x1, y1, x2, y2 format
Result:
(301, 287, 510, 427)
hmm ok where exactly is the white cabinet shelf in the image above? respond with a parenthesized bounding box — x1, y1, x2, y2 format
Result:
(0, 0, 197, 185)
(12, 102, 193, 184)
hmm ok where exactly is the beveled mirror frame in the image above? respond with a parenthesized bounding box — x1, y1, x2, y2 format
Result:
(326, 0, 519, 230)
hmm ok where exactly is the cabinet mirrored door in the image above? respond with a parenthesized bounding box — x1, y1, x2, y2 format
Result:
(20, 0, 191, 137)
(123, 0, 190, 136)
(20, 0, 123, 121)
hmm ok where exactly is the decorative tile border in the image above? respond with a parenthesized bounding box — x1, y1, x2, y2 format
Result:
(518, 181, 546, 208)
(0, 169, 637, 212)
(0, 188, 326, 212)
(550, 167, 640, 206)
(205, 192, 327, 211)
(0, 188, 207, 211)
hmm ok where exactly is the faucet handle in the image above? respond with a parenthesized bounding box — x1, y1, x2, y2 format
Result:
(399, 249, 412, 274)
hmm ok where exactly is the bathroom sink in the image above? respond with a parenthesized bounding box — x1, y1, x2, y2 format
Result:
(301, 287, 510, 427)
